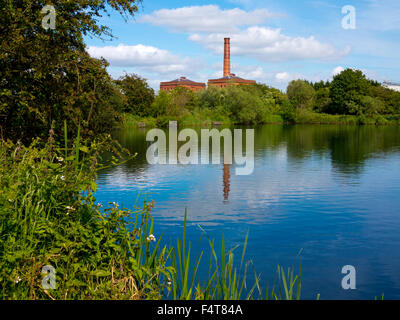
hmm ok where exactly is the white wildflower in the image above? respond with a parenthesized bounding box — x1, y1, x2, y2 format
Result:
(60, 175, 65, 181)
(15, 276, 22, 284)
(56, 156, 64, 162)
(147, 234, 156, 242)
(66, 206, 75, 214)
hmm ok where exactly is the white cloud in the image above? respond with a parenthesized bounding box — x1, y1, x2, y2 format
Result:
(87, 44, 203, 78)
(332, 66, 344, 76)
(274, 72, 306, 85)
(189, 27, 350, 62)
(139, 5, 278, 33)
(275, 72, 293, 82)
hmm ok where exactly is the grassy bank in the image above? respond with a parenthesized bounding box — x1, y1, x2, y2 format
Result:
(0, 129, 301, 300)
(120, 112, 232, 129)
(120, 111, 400, 129)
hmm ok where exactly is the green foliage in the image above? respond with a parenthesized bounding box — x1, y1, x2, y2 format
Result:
(314, 87, 332, 113)
(122, 69, 400, 127)
(368, 85, 400, 115)
(168, 87, 197, 116)
(330, 69, 370, 114)
(195, 86, 225, 110)
(309, 80, 331, 91)
(115, 74, 155, 116)
(0, 131, 174, 299)
(222, 86, 266, 124)
(0, 0, 142, 141)
(360, 96, 385, 117)
(145, 85, 266, 125)
(287, 80, 316, 111)
(149, 91, 170, 118)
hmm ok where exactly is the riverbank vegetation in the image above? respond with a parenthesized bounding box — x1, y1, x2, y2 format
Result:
(0, 130, 301, 300)
(119, 69, 400, 129)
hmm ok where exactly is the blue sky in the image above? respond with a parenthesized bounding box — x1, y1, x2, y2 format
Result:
(85, 0, 400, 91)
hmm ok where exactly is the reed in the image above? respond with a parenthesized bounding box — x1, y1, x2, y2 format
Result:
(0, 125, 302, 300)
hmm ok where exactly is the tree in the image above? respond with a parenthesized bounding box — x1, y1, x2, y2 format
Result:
(0, 0, 142, 141)
(223, 86, 265, 124)
(314, 87, 332, 113)
(309, 80, 331, 91)
(329, 69, 370, 114)
(149, 91, 170, 117)
(167, 87, 197, 117)
(115, 74, 155, 116)
(360, 96, 385, 116)
(287, 80, 315, 110)
(368, 85, 400, 115)
(196, 86, 225, 110)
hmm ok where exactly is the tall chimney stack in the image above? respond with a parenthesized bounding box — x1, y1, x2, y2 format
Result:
(223, 38, 230, 77)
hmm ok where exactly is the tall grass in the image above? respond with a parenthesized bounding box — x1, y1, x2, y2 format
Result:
(0, 125, 302, 300)
(166, 212, 302, 300)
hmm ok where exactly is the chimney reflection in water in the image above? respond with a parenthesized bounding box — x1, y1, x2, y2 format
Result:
(223, 164, 231, 203)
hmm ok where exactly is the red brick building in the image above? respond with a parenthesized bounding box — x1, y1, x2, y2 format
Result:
(160, 77, 206, 92)
(208, 38, 256, 88)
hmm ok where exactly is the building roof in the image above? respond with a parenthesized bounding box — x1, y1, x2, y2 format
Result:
(160, 76, 205, 86)
(208, 74, 256, 84)
(383, 81, 400, 86)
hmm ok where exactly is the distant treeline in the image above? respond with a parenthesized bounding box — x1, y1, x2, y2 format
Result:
(118, 69, 400, 128)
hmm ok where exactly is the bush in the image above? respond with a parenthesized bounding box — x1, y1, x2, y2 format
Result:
(115, 74, 155, 116)
(287, 80, 315, 111)
(0, 133, 170, 299)
(314, 87, 332, 113)
(223, 86, 266, 124)
(360, 96, 385, 117)
(376, 116, 389, 125)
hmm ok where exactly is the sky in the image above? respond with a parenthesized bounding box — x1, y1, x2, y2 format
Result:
(85, 0, 400, 91)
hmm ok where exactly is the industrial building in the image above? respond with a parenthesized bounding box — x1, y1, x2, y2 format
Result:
(159, 38, 256, 92)
(159, 77, 206, 92)
(383, 81, 400, 92)
(208, 38, 256, 88)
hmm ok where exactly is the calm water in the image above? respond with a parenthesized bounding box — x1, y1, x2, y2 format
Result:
(95, 125, 400, 299)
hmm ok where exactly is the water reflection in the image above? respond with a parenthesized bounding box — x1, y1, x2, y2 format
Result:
(95, 124, 400, 299)
(223, 164, 231, 203)
(97, 125, 400, 225)
(104, 125, 400, 177)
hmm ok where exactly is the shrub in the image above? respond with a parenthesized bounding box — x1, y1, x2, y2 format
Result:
(314, 87, 332, 113)
(360, 96, 385, 117)
(0, 133, 170, 299)
(287, 80, 315, 111)
(223, 86, 266, 124)
(115, 74, 155, 116)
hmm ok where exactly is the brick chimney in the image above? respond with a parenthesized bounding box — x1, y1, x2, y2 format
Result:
(223, 38, 230, 77)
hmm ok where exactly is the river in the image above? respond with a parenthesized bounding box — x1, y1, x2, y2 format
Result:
(95, 124, 400, 299)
